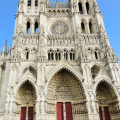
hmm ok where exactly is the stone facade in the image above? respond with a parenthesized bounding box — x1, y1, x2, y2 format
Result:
(0, 0, 120, 120)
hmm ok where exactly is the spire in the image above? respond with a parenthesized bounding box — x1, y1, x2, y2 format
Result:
(3, 40, 7, 53)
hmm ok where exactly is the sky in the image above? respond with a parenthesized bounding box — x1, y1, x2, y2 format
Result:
(0, 0, 120, 62)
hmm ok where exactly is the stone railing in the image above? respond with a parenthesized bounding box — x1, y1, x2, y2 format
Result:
(20, 34, 39, 45)
(47, 2, 71, 8)
(47, 35, 74, 46)
(78, 33, 100, 45)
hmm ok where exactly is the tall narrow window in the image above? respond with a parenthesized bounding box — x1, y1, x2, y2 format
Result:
(27, 22, 30, 33)
(78, 2, 83, 14)
(26, 51, 29, 60)
(48, 53, 50, 60)
(55, 53, 58, 61)
(35, 22, 38, 33)
(89, 22, 93, 33)
(28, 0, 31, 6)
(95, 51, 98, 59)
(81, 22, 85, 33)
(35, 0, 38, 6)
(86, 2, 89, 14)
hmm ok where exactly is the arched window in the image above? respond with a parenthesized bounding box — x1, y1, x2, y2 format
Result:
(81, 22, 85, 33)
(48, 50, 54, 60)
(95, 51, 98, 59)
(28, 0, 31, 6)
(35, 22, 38, 33)
(26, 51, 29, 60)
(27, 22, 30, 33)
(70, 50, 75, 60)
(55, 50, 61, 61)
(86, 2, 90, 14)
(64, 50, 68, 60)
(91, 65, 100, 79)
(35, 0, 38, 6)
(78, 2, 83, 14)
(89, 22, 93, 33)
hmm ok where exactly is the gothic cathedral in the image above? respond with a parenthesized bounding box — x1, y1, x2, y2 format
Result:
(0, 0, 120, 120)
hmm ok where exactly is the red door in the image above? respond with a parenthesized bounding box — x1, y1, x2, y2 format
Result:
(20, 107, 26, 120)
(65, 102, 73, 120)
(57, 102, 64, 120)
(28, 107, 33, 120)
(99, 106, 103, 120)
(104, 107, 111, 120)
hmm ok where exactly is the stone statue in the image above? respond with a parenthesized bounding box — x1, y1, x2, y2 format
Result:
(94, 2, 100, 13)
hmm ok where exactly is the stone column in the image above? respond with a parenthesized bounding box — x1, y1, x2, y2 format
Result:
(85, 21, 90, 33)
(31, 22, 34, 34)
(82, 2, 87, 15)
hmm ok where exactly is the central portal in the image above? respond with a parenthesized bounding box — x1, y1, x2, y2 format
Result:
(47, 69, 87, 120)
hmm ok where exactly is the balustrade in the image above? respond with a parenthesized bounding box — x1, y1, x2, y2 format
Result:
(47, 2, 71, 8)
(21, 34, 39, 44)
(47, 35, 74, 46)
(78, 33, 100, 45)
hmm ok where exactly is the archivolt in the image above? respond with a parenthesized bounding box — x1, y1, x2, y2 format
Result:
(95, 80, 118, 99)
(47, 69, 86, 100)
(14, 79, 38, 98)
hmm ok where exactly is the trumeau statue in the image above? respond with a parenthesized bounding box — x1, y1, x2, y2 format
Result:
(0, 0, 120, 120)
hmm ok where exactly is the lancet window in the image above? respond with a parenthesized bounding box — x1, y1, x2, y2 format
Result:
(35, 22, 38, 33)
(35, 0, 38, 6)
(25, 49, 29, 60)
(78, 2, 83, 14)
(94, 49, 99, 60)
(86, 2, 90, 14)
(48, 50, 54, 60)
(64, 50, 68, 60)
(81, 22, 85, 33)
(55, 50, 61, 61)
(89, 22, 93, 33)
(27, 0, 31, 6)
(70, 50, 75, 60)
(27, 22, 30, 33)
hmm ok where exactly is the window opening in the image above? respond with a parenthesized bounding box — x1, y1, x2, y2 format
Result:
(35, 22, 38, 33)
(86, 2, 89, 14)
(95, 51, 98, 59)
(28, 0, 31, 6)
(89, 22, 93, 33)
(35, 0, 38, 6)
(78, 2, 83, 14)
(81, 22, 85, 33)
(27, 22, 30, 33)
(48, 53, 50, 60)
(26, 51, 29, 60)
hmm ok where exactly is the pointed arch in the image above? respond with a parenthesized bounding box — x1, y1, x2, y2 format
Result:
(19, 64, 37, 78)
(45, 60, 88, 100)
(93, 78, 119, 100)
(14, 78, 39, 98)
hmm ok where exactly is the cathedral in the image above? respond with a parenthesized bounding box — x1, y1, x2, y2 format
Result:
(0, 0, 120, 120)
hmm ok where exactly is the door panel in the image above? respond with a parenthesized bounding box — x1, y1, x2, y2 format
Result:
(99, 106, 103, 120)
(20, 107, 26, 120)
(65, 102, 73, 120)
(28, 107, 33, 120)
(57, 102, 64, 120)
(104, 107, 111, 120)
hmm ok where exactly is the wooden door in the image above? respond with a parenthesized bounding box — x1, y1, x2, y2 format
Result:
(28, 107, 33, 120)
(65, 102, 73, 120)
(20, 107, 26, 120)
(57, 102, 64, 120)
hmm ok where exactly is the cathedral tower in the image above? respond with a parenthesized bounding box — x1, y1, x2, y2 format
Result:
(0, 0, 120, 120)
